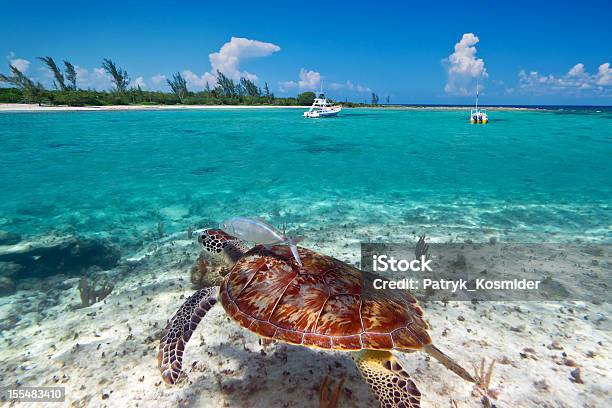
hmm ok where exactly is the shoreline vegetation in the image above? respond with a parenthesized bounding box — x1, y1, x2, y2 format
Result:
(2, 57, 608, 112)
(1, 57, 368, 108)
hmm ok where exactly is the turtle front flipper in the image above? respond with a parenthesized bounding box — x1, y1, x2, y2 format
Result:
(352, 350, 421, 408)
(157, 286, 219, 384)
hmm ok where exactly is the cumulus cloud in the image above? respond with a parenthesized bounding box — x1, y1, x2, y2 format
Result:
(356, 84, 371, 93)
(329, 80, 371, 93)
(568, 63, 585, 77)
(74, 69, 150, 91)
(183, 69, 217, 89)
(37, 65, 73, 89)
(183, 37, 280, 90)
(517, 62, 612, 96)
(278, 68, 321, 92)
(328, 81, 345, 90)
(11, 59, 30, 73)
(278, 80, 297, 93)
(151, 74, 166, 85)
(596, 62, 612, 85)
(297, 68, 321, 90)
(210, 37, 280, 79)
(73, 66, 113, 90)
(6, 52, 30, 73)
(443, 33, 487, 95)
(279, 70, 371, 95)
(133, 76, 146, 89)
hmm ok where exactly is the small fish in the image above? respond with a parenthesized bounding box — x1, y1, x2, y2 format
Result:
(221, 217, 303, 267)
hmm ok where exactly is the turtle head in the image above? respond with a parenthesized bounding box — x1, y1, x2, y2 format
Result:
(196, 228, 249, 267)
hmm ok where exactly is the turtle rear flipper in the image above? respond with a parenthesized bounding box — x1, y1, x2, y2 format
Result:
(353, 350, 421, 408)
(158, 286, 219, 384)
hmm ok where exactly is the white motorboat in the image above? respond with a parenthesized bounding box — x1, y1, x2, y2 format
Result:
(303, 93, 342, 118)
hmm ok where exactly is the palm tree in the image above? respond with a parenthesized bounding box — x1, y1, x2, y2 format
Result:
(64, 60, 78, 90)
(101, 58, 130, 92)
(38, 56, 67, 90)
(166, 72, 188, 102)
(0, 64, 38, 90)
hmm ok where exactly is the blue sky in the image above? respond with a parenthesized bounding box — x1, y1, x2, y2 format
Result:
(2, 0, 611, 104)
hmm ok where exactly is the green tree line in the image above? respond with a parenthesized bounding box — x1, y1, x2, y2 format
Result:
(0, 57, 332, 107)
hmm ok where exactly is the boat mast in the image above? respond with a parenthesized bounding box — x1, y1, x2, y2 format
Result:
(476, 79, 479, 111)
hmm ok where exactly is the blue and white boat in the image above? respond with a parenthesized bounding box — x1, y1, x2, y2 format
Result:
(303, 93, 342, 118)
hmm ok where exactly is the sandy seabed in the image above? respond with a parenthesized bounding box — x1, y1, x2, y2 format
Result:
(0, 226, 610, 408)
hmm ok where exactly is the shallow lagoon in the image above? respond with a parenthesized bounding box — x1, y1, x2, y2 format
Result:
(1, 108, 610, 245)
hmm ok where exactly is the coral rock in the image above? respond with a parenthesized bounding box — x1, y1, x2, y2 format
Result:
(0, 234, 120, 278)
(569, 368, 584, 384)
(0, 230, 21, 246)
(0, 275, 15, 295)
(0, 261, 22, 277)
(190, 254, 226, 287)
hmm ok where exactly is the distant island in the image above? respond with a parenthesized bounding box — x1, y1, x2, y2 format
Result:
(0, 57, 376, 108)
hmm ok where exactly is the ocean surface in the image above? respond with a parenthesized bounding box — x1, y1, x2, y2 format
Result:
(1, 108, 610, 250)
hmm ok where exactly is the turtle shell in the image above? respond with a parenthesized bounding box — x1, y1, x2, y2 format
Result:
(219, 245, 431, 351)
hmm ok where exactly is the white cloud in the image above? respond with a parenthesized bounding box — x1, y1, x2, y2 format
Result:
(597, 62, 612, 85)
(183, 69, 217, 89)
(297, 68, 321, 90)
(517, 62, 612, 96)
(6, 52, 30, 73)
(76, 69, 148, 91)
(36, 65, 71, 89)
(183, 37, 280, 90)
(279, 71, 371, 95)
(210, 37, 280, 80)
(151, 74, 166, 85)
(278, 68, 322, 92)
(11, 59, 30, 73)
(38, 66, 52, 74)
(73, 66, 113, 90)
(568, 63, 585, 77)
(278, 68, 320, 93)
(329, 80, 371, 93)
(443, 33, 487, 95)
(133, 76, 146, 89)
(278, 80, 297, 93)
(356, 84, 371, 93)
(328, 81, 345, 90)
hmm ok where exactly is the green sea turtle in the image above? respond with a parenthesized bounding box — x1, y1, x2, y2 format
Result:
(158, 229, 475, 407)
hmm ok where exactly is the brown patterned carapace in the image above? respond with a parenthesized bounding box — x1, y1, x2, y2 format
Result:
(219, 243, 432, 351)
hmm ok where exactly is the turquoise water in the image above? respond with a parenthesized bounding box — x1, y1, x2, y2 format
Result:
(0, 108, 610, 249)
